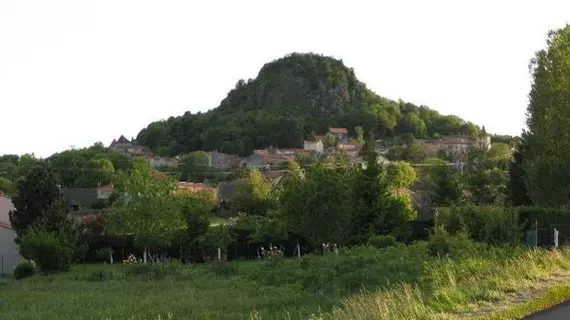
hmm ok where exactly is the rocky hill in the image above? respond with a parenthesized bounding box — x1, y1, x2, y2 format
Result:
(136, 53, 481, 157)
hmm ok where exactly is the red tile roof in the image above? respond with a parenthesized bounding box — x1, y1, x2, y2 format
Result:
(329, 127, 348, 134)
(96, 185, 114, 192)
(176, 182, 216, 192)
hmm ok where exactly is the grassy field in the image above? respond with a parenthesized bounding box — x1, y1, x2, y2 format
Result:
(2, 242, 570, 320)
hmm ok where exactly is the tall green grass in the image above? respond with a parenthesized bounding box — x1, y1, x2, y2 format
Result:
(328, 248, 570, 320)
(1, 242, 569, 320)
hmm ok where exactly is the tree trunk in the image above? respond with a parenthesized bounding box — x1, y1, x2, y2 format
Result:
(143, 246, 148, 264)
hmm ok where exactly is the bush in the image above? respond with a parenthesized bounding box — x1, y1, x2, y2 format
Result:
(368, 235, 397, 248)
(427, 226, 478, 258)
(437, 206, 523, 245)
(13, 260, 36, 280)
(19, 229, 74, 274)
(94, 248, 113, 262)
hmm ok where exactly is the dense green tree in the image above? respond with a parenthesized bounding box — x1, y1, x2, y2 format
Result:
(0, 177, 16, 196)
(424, 162, 465, 207)
(176, 190, 217, 263)
(9, 161, 70, 242)
(350, 140, 391, 243)
(468, 168, 508, 205)
(227, 169, 274, 216)
(47, 145, 131, 188)
(110, 158, 183, 263)
(179, 151, 210, 182)
(487, 143, 511, 171)
(387, 161, 416, 189)
(509, 136, 532, 206)
(354, 126, 365, 144)
(279, 163, 357, 247)
(524, 25, 570, 206)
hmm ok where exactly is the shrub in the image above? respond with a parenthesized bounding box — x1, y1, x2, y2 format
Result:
(95, 248, 113, 262)
(13, 260, 36, 280)
(427, 226, 477, 258)
(368, 235, 397, 248)
(19, 229, 74, 274)
(437, 206, 523, 245)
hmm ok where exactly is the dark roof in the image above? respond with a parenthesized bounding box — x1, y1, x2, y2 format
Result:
(117, 135, 130, 143)
(61, 188, 99, 208)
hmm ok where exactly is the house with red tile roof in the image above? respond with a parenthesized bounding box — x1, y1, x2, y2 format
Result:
(328, 127, 348, 142)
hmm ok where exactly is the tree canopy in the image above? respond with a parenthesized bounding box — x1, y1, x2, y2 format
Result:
(524, 25, 570, 206)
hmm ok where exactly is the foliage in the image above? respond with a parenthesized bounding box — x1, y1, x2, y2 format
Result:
(436, 206, 523, 245)
(509, 135, 532, 206)
(423, 162, 465, 207)
(9, 161, 70, 242)
(387, 161, 416, 189)
(0, 177, 16, 196)
(487, 143, 511, 170)
(354, 126, 364, 144)
(175, 190, 217, 263)
(368, 234, 397, 248)
(110, 158, 183, 262)
(426, 226, 478, 258)
(136, 53, 481, 157)
(178, 151, 209, 182)
(350, 141, 392, 243)
(0, 154, 39, 184)
(524, 25, 570, 206)
(227, 169, 275, 216)
(279, 163, 357, 247)
(467, 168, 508, 205)
(47, 144, 131, 188)
(387, 143, 435, 163)
(19, 228, 74, 274)
(13, 260, 36, 280)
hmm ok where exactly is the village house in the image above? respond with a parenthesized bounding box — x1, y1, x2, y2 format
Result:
(0, 194, 23, 274)
(148, 156, 179, 169)
(206, 151, 241, 170)
(328, 127, 349, 142)
(62, 186, 113, 211)
(303, 140, 324, 153)
(243, 154, 288, 169)
(337, 141, 364, 158)
(109, 135, 153, 157)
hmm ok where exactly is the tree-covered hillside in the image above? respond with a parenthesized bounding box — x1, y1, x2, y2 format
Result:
(136, 53, 481, 157)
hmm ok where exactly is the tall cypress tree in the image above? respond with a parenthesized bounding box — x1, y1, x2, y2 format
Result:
(524, 26, 570, 206)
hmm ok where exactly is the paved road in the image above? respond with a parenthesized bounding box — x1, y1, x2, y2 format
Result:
(524, 301, 570, 319)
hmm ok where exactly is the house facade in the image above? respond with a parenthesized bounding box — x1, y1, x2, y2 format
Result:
(109, 135, 153, 157)
(303, 140, 324, 153)
(0, 195, 23, 274)
(206, 151, 241, 170)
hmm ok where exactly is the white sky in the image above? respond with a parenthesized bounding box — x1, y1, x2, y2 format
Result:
(1, 0, 568, 158)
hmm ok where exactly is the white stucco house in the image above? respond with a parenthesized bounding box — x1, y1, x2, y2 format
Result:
(0, 195, 23, 274)
(303, 140, 324, 153)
